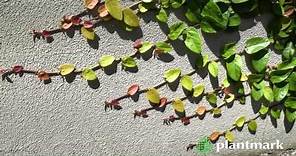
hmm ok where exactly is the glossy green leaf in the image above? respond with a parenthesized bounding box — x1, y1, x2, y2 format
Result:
(201, 0, 227, 29)
(200, 20, 217, 33)
(155, 41, 173, 53)
(168, 22, 187, 40)
(285, 109, 296, 123)
(81, 27, 95, 40)
(248, 120, 257, 132)
(226, 61, 241, 81)
(139, 41, 154, 53)
(105, 0, 123, 20)
(270, 69, 292, 84)
(282, 42, 295, 61)
(212, 108, 221, 116)
(185, 9, 199, 24)
(59, 64, 75, 76)
(271, 108, 281, 119)
(245, 37, 270, 54)
(123, 8, 140, 27)
(207, 93, 217, 106)
(228, 13, 241, 27)
(208, 61, 218, 77)
(277, 59, 296, 70)
(82, 68, 97, 80)
(156, 8, 168, 23)
(251, 49, 270, 73)
(235, 116, 245, 128)
(163, 68, 181, 83)
(184, 27, 202, 54)
(138, 3, 148, 13)
(146, 88, 160, 104)
(284, 97, 296, 109)
(193, 84, 205, 97)
(222, 43, 236, 60)
(160, 0, 170, 8)
(99, 55, 115, 67)
(259, 104, 269, 115)
(172, 98, 185, 112)
(231, 0, 248, 4)
(225, 130, 235, 142)
(181, 75, 193, 91)
(288, 72, 296, 91)
(263, 86, 274, 102)
(122, 56, 137, 68)
(170, 0, 185, 8)
(225, 94, 235, 103)
(273, 83, 289, 102)
(251, 86, 263, 101)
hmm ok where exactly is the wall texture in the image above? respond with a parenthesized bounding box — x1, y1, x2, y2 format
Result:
(0, 0, 295, 155)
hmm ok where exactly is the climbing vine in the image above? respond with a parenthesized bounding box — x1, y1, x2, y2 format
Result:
(1, 0, 296, 154)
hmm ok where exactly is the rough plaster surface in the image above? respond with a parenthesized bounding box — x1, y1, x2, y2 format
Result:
(0, 0, 295, 155)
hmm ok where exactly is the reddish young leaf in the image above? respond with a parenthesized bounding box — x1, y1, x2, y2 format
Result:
(159, 97, 168, 107)
(41, 30, 51, 38)
(209, 131, 221, 142)
(223, 87, 232, 95)
(83, 20, 94, 29)
(195, 106, 206, 116)
(153, 48, 164, 58)
(12, 65, 24, 74)
(284, 7, 295, 17)
(71, 16, 81, 25)
(181, 117, 190, 125)
(37, 71, 50, 81)
(84, 0, 99, 10)
(127, 84, 139, 96)
(98, 4, 109, 18)
(133, 39, 143, 49)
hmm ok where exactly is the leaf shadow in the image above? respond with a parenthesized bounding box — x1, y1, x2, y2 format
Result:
(87, 34, 100, 49)
(87, 78, 100, 89)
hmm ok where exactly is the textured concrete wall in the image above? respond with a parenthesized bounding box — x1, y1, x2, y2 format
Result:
(0, 0, 295, 155)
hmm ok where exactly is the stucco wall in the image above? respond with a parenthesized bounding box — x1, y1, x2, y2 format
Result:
(0, 0, 295, 155)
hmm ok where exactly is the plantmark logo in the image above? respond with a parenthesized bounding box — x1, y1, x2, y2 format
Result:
(195, 136, 213, 155)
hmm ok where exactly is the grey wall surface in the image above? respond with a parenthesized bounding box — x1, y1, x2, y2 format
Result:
(0, 0, 295, 155)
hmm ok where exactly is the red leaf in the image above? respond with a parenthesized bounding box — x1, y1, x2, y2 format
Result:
(41, 30, 51, 38)
(83, 21, 94, 29)
(71, 16, 81, 25)
(12, 65, 23, 74)
(127, 84, 139, 96)
(133, 39, 142, 49)
(37, 71, 50, 81)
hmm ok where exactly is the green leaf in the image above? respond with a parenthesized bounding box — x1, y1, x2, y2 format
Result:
(123, 8, 140, 27)
(263, 86, 274, 102)
(172, 98, 185, 112)
(207, 93, 217, 107)
(259, 104, 269, 115)
(142, 0, 153, 3)
(288, 72, 296, 91)
(225, 130, 235, 142)
(138, 3, 148, 13)
(99, 55, 115, 67)
(163, 68, 181, 83)
(193, 84, 205, 97)
(200, 20, 217, 33)
(59, 64, 75, 76)
(277, 59, 296, 70)
(231, 0, 248, 4)
(185, 9, 199, 24)
(285, 109, 296, 123)
(168, 22, 187, 40)
(270, 69, 292, 84)
(212, 108, 221, 116)
(146, 88, 160, 104)
(184, 27, 202, 54)
(181, 75, 193, 91)
(226, 61, 241, 81)
(202, 55, 209, 67)
(155, 41, 173, 53)
(160, 0, 170, 8)
(235, 116, 245, 128)
(245, 37, 271, 54)
(82, 68, 97, 80)
(81, 27, 95, 40)
(105, 0, 123, 20)
(248, 120, 257, 132)
(271, 108, 281, 119)
(222, 43, 236, 60)
(208, 61, 218, 77)
(228, 13, 241, 27)
(201, 0, 227, 29)
(156, 8, 168, 23)
(225, 94, 235, 103)
(273, 83, 289, 102)
(282, 42, 295, 61)
(139, 41, 154, 53)
(251, 49, 270, 73)
(284, 97, 296, 109)
(122, 56, 137, 68)
(170, 0, 185, 8)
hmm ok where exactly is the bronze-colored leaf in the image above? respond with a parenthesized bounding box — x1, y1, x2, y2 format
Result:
(37, 71, 50, 81)
(195, 106, 206, 116)
(127, 84, 139, 96)
(284, 7, 295, 17)
(209, 131, 221, 142)
(98, 4, 109, 18)
(84, 0, 99, 10)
